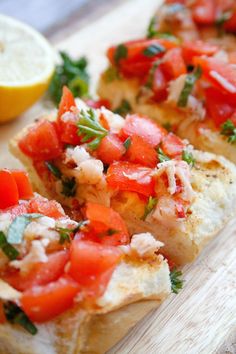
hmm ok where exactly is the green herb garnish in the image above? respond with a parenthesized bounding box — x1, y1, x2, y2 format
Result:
(177, 66, 202, 107)
(145, 60, 161, 89)
(4, 302, 37, 335)
(103, 66, 119, 82)
(61, 177, 77, 197)
(215, 11, 232, 35)
(7, 214, 42, 245)
(114, 44, 128, 65)
(147, 17, 179, 42)
(182, 150, 195, 167)
(141, 196, 158, 220)
(147, 17, 157, 38)
(170, 268, 183, 294)
(78, 109, 108, 150)
(162, 122, 172, 132)
(0, 232, 19, 260)
(123, 137, 132, 150)
(221, 120, 236, 143)
(143, 44, 165, 57)
(45, 161, 62, 179)
(157, 148, 170, 162)
(57, 220, 88, 244)
(114, 99, 131, 116)
(49, 51, 89, 105)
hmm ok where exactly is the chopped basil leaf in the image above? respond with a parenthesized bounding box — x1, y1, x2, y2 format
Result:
(78, 109, 108, 150)
(45, 161, 62, 179)
(7, 214, 42, 245)
(57, 221, 88, 244)
(157, 148, 170, 162)
(0, 232, 19, 260)
(103, 66, 119, 82)
(4, 302, 37, 335)
(114, 99, 131, 116)
(143, 44, 165, 57)
(170, 268, 184, 294)
(61, 177, 77, 197)
(145, 59, 161, 89)
(141, 196, 158, 220)
(147, 17, 157, 38)
(49, 51, 89, 105)
(162, 122, 172, 132)
(182, 150, 195, 167)
(123, 137, 132, 150)
(221, 120, 236, 143)
(177, 66, 202, 108)
(114, 44, 128, 65)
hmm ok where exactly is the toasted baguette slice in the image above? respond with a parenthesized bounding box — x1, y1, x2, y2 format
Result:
(10, 104, 236, 265)
(98, 75, 236, 164)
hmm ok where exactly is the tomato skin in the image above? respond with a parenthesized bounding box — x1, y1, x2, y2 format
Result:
(11, 170, 33, 200)
(120, 114, 167, 147)
(224, 11, 236, 33)
(59, 119, 81, 146)
(58, 86, 76, 119)
(151, 67, 168, 102)
(192, 0, 216, 25)
(3, 251, 69, 291)
(126, 135, 158, 168)
(21, 276, 80, 322)
(0, 170, 19, 210)
(68, 239, 122, 296)
(107, 161, 155, 197)
(0, 301, 6, 324)
(28, 195, 65, 219)
(161, 48, 186, 80)
(85, 99, 111, 109)
(84, 202, 129, 246)
(182, 40, 218, 65)
(162, 133, 185, 158)
(19, 120, 62, 160)
(96, 134, 125, 164)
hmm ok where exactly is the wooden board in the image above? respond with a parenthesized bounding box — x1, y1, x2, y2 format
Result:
(0, 0, 236, 353)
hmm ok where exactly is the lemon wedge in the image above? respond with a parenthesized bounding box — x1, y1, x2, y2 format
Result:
(0, 15, 55, 122)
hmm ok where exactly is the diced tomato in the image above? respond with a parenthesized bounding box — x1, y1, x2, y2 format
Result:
(126, 135, 158, 168)
(68, 239, 122, 296)
(205, 87, 235, 127)
(193, 57, 236, 95)
(28, 195, 65, 219)
(182, 40, 218, 65)
(19, 120, 62, 160)
(161, 133, 185, 157)
(85, 99, 111, 109)
(96, 134, 125, 164)
(58, 119, 81, 146)
(151, 67, 168, 102)
(21, 276, 80, 322)
(224, 10, 236, 33)
(58, 86, 76, 119)
(192, 0, 216, 25)
(3, 251, 69, 291)
(107, 161, 155, 197)
(120, 114, 167, 147)
(0, 169, 19, 210)
(5, 203, 29, 218)
(11, 170, 33, 200)
(161, 48, 187, 80)
(84, 202, 129, 246)
(0, 301, 6, 324)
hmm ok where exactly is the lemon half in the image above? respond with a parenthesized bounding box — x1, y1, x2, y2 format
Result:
(0, 15, 55, 122)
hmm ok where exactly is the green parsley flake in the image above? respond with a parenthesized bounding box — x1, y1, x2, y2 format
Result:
(170, 268, 184, 294)
(157, 148, 170, 163)
(221, 120, 236, 144)
(182, 150, 195, 167)
(141, 197, 158, 221)
(114, 44, 128, 65)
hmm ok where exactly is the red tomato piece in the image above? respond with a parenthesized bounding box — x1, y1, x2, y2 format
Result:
(59, 119, 81, 146)
(224, 10, 236, 33)
(0, 169, 19, 210)
(0, 301, 6, 324)
(85, 99, 111, 109)
(126, 135, 158, 168)
(96, 134, 125, 165)
(21, 276, 80, 322)
(192, 0, 216, 25)
(68, 240, 122, 295)
(11, 170, 33, 200)
(28, 195, 65, 219)
(3, 251, 69, 291)
(120, 114, 167, 147)
(161, 48, 187, 80)
(84, 202, 129, 246)
(151, 67, 168, 102)
(58, 86, 76, 119)
(19, 120, 62, 160)
(182, 40, 218, 65)
(107, 161, 155, 197)
(161, 133, 185, 158)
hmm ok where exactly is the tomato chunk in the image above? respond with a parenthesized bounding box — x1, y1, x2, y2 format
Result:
(84, 202, 129, 246)
(0, 301, 6, 324)
(192, 0, 216, 25)
(68, 239, 122, 296)
(96, 134, 125, 164)
(85, 99, 111, 109)
(224, 10, 236, 33)
(19, 120, 62, 160)
(21, 276, 80, 322)
(0, 170, 19, 210)
(162, 133, 185, 158)
(126, 135, 158, 168)
(107, 161, 155, 197)
(28, 195, 65, 219)
(58, 86, 76, 119)
(11, 170, 33, 200)
(182, 40, 218, 65)
(120, 114, 167, 147)
(161, 48, 186, 80)
(151, 67, 168, 102)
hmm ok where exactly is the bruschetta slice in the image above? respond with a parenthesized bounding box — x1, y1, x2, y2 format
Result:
(0, 168, 171, 354)
(98, 35, 236, 163)
(10, 88, 236, 265)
